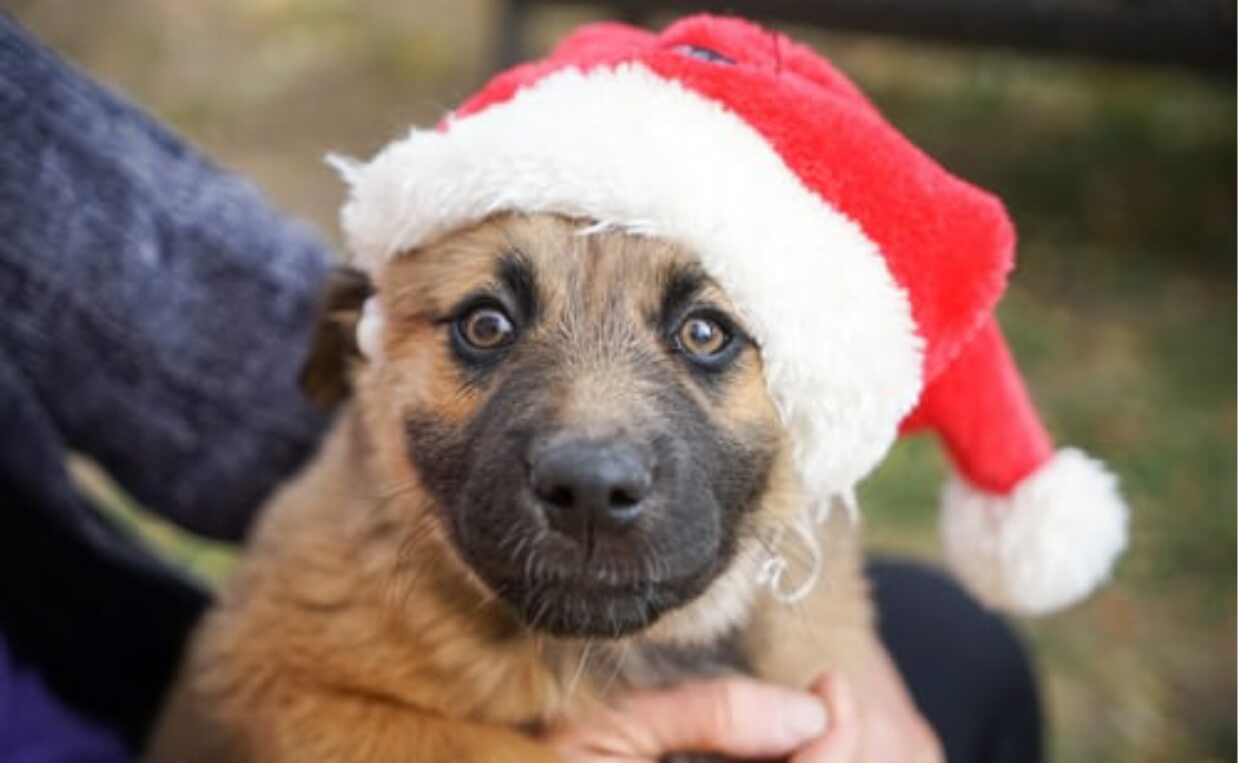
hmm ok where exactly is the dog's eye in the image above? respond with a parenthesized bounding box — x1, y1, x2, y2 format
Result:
(675, 314, 732, 360)
(457, 305, 516, 351)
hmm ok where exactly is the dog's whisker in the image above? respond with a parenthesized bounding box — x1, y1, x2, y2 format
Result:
(375, 480, 420, 503)
(565, 638, 595, 701)
(599, 639, 632, 696)
(528, 579, 555, 635)
(469, 584, 499, 616)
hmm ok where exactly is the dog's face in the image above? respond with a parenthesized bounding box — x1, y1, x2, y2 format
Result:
(332, 214, 792, 639)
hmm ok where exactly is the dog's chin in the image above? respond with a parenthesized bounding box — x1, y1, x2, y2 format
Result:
(493, 578, 700, 638)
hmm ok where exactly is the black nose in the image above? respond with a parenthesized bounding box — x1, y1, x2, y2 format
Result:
(529, 437, 653, 541)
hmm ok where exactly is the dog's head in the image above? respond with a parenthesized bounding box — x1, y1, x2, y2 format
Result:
(307, 213, 800, 640)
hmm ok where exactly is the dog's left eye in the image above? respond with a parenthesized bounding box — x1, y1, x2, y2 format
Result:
(456, 304, 516, 351)
(675, 313, 733, 361)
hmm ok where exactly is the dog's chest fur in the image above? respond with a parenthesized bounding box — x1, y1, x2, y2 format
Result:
(540, 624, 751, 704)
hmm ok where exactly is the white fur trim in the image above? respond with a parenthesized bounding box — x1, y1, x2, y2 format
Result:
(333, 63, 923, 497)
(941, 448, 1129, 616)
(356, 296, 384, 362)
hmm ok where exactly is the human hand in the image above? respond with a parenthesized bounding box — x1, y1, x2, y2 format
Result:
(791, 668, 940, 763)
(828, 644, 942, 763)
(542, 644, 941, 763)
(541, 674, 854, 762)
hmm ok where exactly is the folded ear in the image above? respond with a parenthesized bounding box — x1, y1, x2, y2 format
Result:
(299, 266, 373, 407)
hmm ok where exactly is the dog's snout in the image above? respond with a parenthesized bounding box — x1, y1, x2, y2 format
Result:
(530, 437, 653, 540)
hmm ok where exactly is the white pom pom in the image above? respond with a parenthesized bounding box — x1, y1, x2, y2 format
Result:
(941, 448, 1129, 616)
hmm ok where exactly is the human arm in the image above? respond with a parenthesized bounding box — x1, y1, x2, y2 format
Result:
(0, 12, 333, 539)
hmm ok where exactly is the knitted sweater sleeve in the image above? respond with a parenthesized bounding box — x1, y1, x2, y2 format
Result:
(0, 14, 332, 540)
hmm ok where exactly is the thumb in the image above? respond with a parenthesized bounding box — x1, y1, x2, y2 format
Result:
(790, 675, 860, 763)
(614, 676, 829, 758)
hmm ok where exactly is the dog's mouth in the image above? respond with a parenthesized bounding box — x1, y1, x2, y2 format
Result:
(453, 521, 725, 638)
(447, 486, 731, 638)
(487, 573, 708, 637)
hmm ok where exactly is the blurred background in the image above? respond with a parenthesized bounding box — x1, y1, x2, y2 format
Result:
(7, 1, 1234, 760)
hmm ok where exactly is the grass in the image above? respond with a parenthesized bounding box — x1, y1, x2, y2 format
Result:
(16, 2, 1234, 761)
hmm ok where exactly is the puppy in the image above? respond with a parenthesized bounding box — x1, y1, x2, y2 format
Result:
(149, 213, 877, 762)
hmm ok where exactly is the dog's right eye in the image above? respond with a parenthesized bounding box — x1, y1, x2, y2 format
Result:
(671, 310, 742, 372)
(455, 304, 516, 352)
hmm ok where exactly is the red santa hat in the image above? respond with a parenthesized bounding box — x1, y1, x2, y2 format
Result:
(332, 15, 1128, 615)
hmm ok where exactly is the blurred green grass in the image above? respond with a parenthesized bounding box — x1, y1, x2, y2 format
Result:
(14, 2, 1234, 761)
(67, 458, 240, 589)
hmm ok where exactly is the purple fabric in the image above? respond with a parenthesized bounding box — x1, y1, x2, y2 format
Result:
(0, 635, 129, 763)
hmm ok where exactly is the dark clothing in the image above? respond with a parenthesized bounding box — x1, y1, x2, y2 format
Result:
(0, 354, 207, 749)
(0, 633, 128, 763)
(0, 11, 330, 751)
(873, 560, 1044, 763)
(0, 13, 1041, 762)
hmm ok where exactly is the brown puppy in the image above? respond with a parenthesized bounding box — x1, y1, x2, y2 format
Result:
(150, 213, 876, 763)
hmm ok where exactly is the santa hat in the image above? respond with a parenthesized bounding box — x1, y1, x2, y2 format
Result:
(332, 15, 1128, 615)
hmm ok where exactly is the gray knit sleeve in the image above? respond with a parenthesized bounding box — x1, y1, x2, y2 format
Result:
(0, 14, 333, 540)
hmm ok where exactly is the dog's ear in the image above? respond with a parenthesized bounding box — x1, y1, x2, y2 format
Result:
(300, 266, 374, 408)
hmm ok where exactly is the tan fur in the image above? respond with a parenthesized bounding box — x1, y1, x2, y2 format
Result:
(149, 214, 876, 762)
